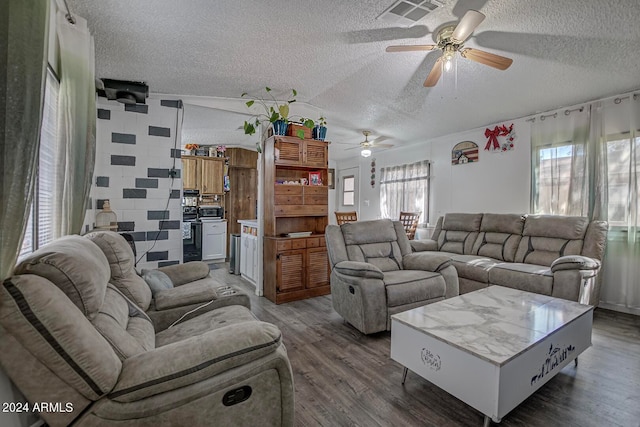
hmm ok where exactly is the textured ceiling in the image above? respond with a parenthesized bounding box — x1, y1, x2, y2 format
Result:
(68, 0, 640, 159)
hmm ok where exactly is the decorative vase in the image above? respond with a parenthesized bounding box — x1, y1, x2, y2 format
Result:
(273, 119, 288, 136)
(313, 125, 327, 141)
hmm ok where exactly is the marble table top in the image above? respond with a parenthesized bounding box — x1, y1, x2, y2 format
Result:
(391, 286, 593, 366)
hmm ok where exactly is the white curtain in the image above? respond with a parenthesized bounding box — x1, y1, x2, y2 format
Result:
(592, 95, 640, 314)
(379, 160, 430, 225)
(531, 93, 640, 313)
(530, 107, 590, 215)
(54, 10, 96, 237)
(0, 0, 50, 280)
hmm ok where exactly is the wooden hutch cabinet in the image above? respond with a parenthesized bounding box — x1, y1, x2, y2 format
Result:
(182, 155, 225, 195)
(263, 135, 330, 304)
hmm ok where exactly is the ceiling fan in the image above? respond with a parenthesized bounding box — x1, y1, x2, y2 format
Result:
(385, 10, 513, 87)
(344, 131, 395, 157)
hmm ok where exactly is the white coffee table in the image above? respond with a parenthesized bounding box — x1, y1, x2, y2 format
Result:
(390, 286, 593, 425)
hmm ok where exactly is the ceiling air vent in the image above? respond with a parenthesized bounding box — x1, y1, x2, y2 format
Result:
(377, 0, 442, 26)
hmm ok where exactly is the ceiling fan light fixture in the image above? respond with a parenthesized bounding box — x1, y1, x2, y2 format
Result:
(361, 148, 372, 158)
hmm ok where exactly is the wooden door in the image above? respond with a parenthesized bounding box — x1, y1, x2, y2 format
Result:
(306, 247, 329, 288)
(304, 140, 328, 168)
(276, 249, 305, 292)
(182, 157, 198, 190)
(200, 157, 224, 194)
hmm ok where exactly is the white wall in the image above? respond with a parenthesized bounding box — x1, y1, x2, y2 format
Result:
(336, 117, 532, 222)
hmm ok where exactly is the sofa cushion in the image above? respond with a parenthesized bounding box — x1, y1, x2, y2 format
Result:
(383, 270, 445, 307)
(450, 255, 501, 284)
(488, 263, 553, 296)
(346, 241, 404, 272)
(14, 235, 109, 319)
(85, 231, 152, 310)
(341, 219, 398, 245)
(442, 213, 483, 231)
(469, 214, 525, 262)
(155, 305, 258, 347)
(142, 269, 174, 296)
(0, 274, 121, 400)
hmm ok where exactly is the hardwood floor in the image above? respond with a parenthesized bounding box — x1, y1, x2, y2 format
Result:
(211, 265, 640, 427)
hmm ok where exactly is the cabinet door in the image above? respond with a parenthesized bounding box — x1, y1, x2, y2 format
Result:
(275, 139, 303, 165)
(304, 140, 328, 168)
(306, 247, 329, 288)
(276, 249, 305, 292)
(182, 157, 198, 190)
(202, 222, 227, 260)
(200, 158, 224, 194)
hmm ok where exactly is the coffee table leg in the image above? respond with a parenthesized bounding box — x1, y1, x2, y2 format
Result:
(575, 357, 578, 367)
(483, 415, 491, 427)
(401, 367, 408, 385)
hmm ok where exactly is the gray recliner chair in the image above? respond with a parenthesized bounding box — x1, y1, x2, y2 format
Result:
(325, 219, 459, 334)
(85, 230, 250, 331)
(0, 235, 294, 426)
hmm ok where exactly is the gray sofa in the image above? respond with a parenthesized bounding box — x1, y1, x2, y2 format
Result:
(325, 219, 459, 334)
(411, 213, 608, 305)
(0, 235, 294, 426)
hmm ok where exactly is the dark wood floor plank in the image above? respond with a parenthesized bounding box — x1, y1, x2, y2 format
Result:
(212, 266, 640, 427)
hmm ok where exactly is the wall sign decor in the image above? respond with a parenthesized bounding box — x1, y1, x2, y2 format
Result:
(370, 159, 376, 188)
(451, 141, 479, 165)
(484, 123, 516, 152)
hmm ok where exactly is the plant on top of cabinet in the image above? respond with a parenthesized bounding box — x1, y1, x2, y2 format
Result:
(240, 87, 313, 139)
(313, 116, 328, 141)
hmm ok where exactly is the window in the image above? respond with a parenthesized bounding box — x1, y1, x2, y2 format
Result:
(19, 68, 60, 258)
(605, 133, 640, 227)
(533, 143, 588, 215)
(379, 160, 430, 225)
(342, 176, 355, 206)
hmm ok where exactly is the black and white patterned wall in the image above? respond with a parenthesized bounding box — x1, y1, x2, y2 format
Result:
(84, 97, 184, 270)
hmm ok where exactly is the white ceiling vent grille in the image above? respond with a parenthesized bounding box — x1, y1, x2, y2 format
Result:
(377, 0, 442, 26)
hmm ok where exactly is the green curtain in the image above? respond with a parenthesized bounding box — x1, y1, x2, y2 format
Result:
(54, 11, 95, 237)
(0, 0, 50, 280)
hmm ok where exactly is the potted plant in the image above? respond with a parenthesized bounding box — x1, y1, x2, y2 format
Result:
(313, 116, 327, 141)
(240, 87, 314, 139)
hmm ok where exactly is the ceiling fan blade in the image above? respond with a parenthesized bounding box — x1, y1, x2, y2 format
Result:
(344, 145, 363, 151)
(461, 48, 513, 70)
(451, 10, 485, 43)
(386, 44, 437, 52)
(372, 143, 395, 149)
(423, 57, 443, 87)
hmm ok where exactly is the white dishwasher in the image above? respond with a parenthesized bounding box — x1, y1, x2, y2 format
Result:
(200, 219, 227, 261)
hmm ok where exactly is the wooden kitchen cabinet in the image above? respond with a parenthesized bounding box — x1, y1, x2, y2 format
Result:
(182, 156, 198, 190)
(181, 155, 225, 195)
(263, 135, 330, 304)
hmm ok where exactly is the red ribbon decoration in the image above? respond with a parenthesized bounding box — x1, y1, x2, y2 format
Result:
(484, 126, 501, 150)
(485, 124, 514, 151)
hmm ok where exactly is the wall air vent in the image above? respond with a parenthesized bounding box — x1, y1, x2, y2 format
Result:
(377, 0, 442, 27)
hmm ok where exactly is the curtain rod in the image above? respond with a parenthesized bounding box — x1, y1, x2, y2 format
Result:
(62, 0, 76, 24)
(524, 91, 638, 123)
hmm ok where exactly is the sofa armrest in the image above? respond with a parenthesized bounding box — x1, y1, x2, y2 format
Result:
(551, 255, 600, 273)
(156, 261, 210, 286)
(409, 239, 438, 252)
(108, 321, 281, 402)
(334, 261, 384, 279)
(402, 252, 453, 272)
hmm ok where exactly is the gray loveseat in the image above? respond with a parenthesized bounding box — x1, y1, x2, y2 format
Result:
(326, 219, 459, 334)
(0, 235, 294, 426)
(411, 213, 608, 304)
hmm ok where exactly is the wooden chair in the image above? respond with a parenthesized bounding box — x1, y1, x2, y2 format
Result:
(335, 211, 358, 225)
(399, 211, 421, 240)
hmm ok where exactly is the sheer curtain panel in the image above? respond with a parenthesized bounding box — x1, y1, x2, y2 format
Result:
(379, 160, 430, 225)
(54, 10, 96, 237)
(0, 0, 50, 279)
(593, 95, 640, 314)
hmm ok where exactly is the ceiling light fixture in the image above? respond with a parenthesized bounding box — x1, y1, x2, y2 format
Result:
(361, 148, 372, 158)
